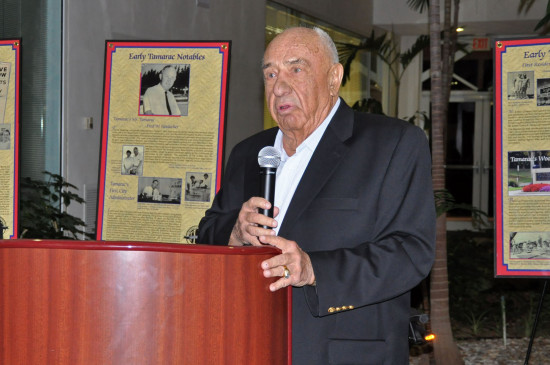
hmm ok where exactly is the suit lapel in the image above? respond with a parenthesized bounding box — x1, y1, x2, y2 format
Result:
(278, 102, 354, 237)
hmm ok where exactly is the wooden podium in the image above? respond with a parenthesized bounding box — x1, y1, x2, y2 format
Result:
(0, 240, 291, 364)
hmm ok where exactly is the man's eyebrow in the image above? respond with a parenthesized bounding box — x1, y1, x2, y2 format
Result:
(285, 58, 307, 66)
(262, 58, 308, 70)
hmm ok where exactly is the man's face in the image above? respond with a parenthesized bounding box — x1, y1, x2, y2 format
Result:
(152, 180, 159, 188)
(262, 28, 340, 136)
(126, 151, 131, 157)
(160, 68, 177, 91)
(134, 147, 139, 156)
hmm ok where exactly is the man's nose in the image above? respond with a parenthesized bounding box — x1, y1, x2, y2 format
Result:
(273, 76, 291, 96)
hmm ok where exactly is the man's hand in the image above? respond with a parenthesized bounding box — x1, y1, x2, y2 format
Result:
(228, 197, 278, 246)
(260, 235, 316, 292)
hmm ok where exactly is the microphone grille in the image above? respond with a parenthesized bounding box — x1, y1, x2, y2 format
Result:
(258, 146, 281, 168)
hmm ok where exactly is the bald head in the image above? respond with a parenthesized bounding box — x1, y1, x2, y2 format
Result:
(264, 27, 338, 68)
(262, 27, 344, 154)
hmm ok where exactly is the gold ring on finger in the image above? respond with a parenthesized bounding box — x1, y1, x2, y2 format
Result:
(283, 265, 291, 279)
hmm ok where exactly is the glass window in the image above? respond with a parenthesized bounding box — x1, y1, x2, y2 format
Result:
(0, 0, 62, 179)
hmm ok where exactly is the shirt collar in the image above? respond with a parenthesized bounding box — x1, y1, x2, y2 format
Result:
(274, 98, 341, 159)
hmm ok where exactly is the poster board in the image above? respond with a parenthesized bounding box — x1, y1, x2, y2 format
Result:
(97, 41, 230, 244)
(494, 37, 550, 277)
(0, 39, 20, 239)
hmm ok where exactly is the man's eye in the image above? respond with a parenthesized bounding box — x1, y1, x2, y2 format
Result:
(293, 67, 302, 73)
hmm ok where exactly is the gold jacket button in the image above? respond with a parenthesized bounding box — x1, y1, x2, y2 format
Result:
(349, 305, 354, 310)
(328, 307, 335, 313)
(342, 306, 348, 310)
(336, 307, 342, 312)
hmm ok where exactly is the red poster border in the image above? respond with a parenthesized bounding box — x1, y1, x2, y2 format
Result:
(0, 39, 20, 239)
(96, 41, 230, 241)
(494, 37, 550, 277)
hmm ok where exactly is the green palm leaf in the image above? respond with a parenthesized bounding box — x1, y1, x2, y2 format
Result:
(407, 0, 429, 13)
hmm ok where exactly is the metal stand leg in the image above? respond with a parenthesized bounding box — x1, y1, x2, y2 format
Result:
(524, 280, 547, 365)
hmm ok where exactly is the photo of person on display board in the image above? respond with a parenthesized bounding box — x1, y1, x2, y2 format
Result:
(139, 64, 190, 116)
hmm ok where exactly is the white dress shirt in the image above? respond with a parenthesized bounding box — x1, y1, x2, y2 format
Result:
(273, 98, 340, 235)
(142, 84, 181, 116)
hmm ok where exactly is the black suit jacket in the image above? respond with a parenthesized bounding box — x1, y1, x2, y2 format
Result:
(198, 101, 436, 364)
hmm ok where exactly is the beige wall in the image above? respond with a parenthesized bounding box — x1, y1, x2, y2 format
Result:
(63, 0, 267, 223)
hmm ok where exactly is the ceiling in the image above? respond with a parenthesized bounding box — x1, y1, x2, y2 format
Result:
(372, 0, 549, 38)
(375, 19, 547, 38)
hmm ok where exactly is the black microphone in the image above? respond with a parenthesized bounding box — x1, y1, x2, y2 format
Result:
(258, 146, 281, 228)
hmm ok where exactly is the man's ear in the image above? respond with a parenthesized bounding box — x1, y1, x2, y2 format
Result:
(329, 63, 344, 96)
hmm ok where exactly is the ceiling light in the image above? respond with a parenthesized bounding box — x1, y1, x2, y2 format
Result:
(456, 26, 465, 33)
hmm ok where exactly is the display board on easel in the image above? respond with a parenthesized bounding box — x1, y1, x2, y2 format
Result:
(0, 39, 20, 239)
(494, 37, 550, 277)
(96, 41, 230, 244)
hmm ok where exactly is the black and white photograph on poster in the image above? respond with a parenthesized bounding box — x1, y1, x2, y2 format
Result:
(185, 172, 211, 202)
(0, 123, 11, 150)
(536, 77, 550, 106)
(121, 145, 144, 175)
(507, 70, 534, 100)
(510, 231, 550, 259)
(0, 216, 7, 239)
(508, 150, 550, 195)
(137, 176, 182, 204)
(139, 63, 190, 116)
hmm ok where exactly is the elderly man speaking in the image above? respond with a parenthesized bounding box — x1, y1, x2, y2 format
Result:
(198, 27, 435, 365)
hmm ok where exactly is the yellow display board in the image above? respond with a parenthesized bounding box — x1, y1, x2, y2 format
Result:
(0, 39, 20, 239)
(97, 41, 230, 244)
(495, 37, 550, 277)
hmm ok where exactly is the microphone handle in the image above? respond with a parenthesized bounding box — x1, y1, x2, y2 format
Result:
(259, 167, 276, 228)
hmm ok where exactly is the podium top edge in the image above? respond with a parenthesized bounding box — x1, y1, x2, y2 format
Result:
(0, 239, 281, 255)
